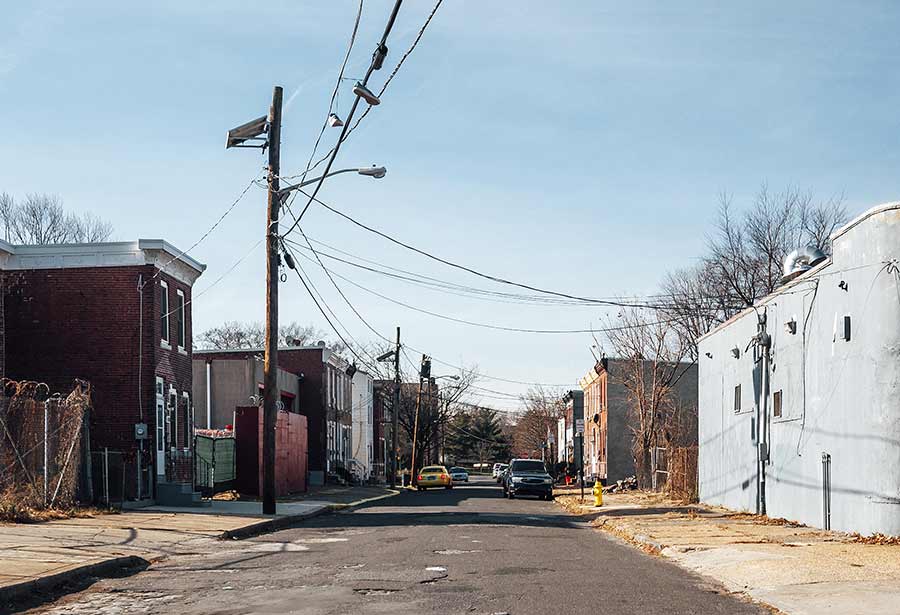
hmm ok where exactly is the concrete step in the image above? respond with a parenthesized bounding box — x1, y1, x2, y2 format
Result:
(156, 482, 210, 507)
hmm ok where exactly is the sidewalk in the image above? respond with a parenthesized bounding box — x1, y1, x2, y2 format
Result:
(555, 489, 900, 615)
(0, 485, 397, 608)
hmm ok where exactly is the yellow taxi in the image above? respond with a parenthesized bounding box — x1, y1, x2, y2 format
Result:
(415, 465, 453, 490)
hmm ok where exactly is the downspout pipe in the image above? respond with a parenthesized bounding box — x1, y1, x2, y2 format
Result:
(757, 313, 771, 516)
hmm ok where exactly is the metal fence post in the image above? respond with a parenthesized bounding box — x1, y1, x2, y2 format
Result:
(43, 401, 49, 507)
(104, 447, 110, 507)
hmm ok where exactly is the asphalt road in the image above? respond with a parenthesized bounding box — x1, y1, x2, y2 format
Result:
(33, 477, 766, 615)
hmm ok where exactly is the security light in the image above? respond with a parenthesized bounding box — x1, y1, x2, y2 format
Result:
(731, 347, 741, 359)
(376, 350, 395, 362)
(353, 82, 381, 106)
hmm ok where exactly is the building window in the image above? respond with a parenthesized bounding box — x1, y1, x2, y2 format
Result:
(160, 281, 170, 347)
(733, 384, 741, 412)
(176, 289, 186, 351)
(773, 390, 782, 418)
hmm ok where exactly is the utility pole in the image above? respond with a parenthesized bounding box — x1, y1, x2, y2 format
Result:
(391, 327, 400, 489)
(409, 354, 429, 487)
(262, 86, 282, 515)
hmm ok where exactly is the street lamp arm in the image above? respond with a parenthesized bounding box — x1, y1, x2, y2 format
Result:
(277, 166, 386, 198)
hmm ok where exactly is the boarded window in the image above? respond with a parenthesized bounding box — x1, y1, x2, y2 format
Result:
(773, 390, 782, 418)
(734, 384, 741, 412)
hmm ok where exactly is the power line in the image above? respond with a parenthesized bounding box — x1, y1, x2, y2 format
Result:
(285, 189, 671, 311)
(283, 0, 445, 182)
(284, 240, 679, 335)
(292, 235, 655, 307)
(289, 228, 395, 345)
(282, 244, 373, 370)
(282, 0, 406, 231)
(163, 237, 263, 319)
(294, 0, 364, 189)
(147, 175, 261, 286)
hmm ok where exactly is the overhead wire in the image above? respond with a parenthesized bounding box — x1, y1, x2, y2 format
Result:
(282, 0, 445, 182)
(282, 0, 406, 231)
(283, 239, 680, 334)
(282, 244, 373, 370)
(146, 175, 261, 286)
(163, 237, 264, 319)
(285, 189, 676, 311)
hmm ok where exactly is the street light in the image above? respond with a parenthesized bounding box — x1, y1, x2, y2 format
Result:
(277, 166, 387, 200)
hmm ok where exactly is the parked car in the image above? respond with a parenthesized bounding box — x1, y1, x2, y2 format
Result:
(416, 465, 453, 490)
(494, 463, 509, 483)
(503, 459, 554, 500)
(449, 467, 469, 482)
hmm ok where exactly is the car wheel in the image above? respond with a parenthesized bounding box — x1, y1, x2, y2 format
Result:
(508, 490, 515, 499)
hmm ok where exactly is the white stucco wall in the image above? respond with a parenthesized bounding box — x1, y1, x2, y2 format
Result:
(351, 370, 374, 480)
(698, 202, 900, 534)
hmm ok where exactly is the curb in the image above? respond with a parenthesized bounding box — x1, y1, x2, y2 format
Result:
(329, 489, 401, 511)
(219, 491, 399, 540)
(0, 555, 148, 610)
(218, 506, 332, 540)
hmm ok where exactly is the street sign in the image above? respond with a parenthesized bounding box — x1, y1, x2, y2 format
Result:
(547, 434, 555, 444)
(575, 419, 585, 434)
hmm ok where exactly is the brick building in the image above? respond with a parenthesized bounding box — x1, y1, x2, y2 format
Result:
(193, 345, 351, 486)
(579, 358, 698, 485)
(0, 239, 205, 502)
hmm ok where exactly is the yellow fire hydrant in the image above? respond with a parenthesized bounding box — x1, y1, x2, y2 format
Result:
(593, 481, 603, 507)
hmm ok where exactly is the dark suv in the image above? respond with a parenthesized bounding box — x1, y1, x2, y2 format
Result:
(502, 459, 554, 501)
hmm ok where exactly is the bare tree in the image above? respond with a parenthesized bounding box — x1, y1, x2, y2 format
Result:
(196, 320, 345, 352)
(397, 366, 479, 474)
(708, 186, 847, 307)
(512, 386, 566, 459)
(601, 309, 693, 488)
(0, 193, 113, 244)
(659, 186, 848, 359)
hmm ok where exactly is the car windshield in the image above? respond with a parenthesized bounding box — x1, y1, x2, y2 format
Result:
(510, 460, 547, 473)
(421, 466, 444, 473)
(450, 467, 465, 472)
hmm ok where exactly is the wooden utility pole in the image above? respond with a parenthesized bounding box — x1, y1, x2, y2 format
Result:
(262, 85, 282, 515)
(390, 326, 400, 489)
(409, 354, 430, 487)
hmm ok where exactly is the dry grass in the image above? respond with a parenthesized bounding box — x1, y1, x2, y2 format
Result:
(0, 499, 117, 524)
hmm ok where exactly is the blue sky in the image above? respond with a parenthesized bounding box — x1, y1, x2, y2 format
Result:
(2, 1, 899, 408)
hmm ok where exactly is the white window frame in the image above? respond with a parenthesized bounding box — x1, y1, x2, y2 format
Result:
(160, 280, 171, 348)
(155, 377, 166, 476)
(182, 391, 192, 449)
(176, 289, 186, 353)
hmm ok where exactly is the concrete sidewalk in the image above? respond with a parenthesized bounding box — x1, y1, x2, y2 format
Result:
(0, 486, 397, 608)
(556, 489, 900, 615)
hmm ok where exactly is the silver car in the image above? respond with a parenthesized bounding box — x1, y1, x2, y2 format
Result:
(449, 467, 469, 482)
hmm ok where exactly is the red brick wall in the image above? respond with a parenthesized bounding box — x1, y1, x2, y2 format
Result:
(3, 265, 196, 496)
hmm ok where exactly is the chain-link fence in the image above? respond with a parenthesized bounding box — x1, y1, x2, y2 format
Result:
(0, 378, 92, 510)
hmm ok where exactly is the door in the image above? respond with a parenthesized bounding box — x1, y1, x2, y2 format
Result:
(155, 377, 166, 477)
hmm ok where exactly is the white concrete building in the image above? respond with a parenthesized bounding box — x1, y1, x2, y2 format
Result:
(350, 369, 374, 481)
(698, 202, 900, 534)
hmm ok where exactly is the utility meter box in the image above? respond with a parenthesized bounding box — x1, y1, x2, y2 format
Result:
(134, 422, 149, 440)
